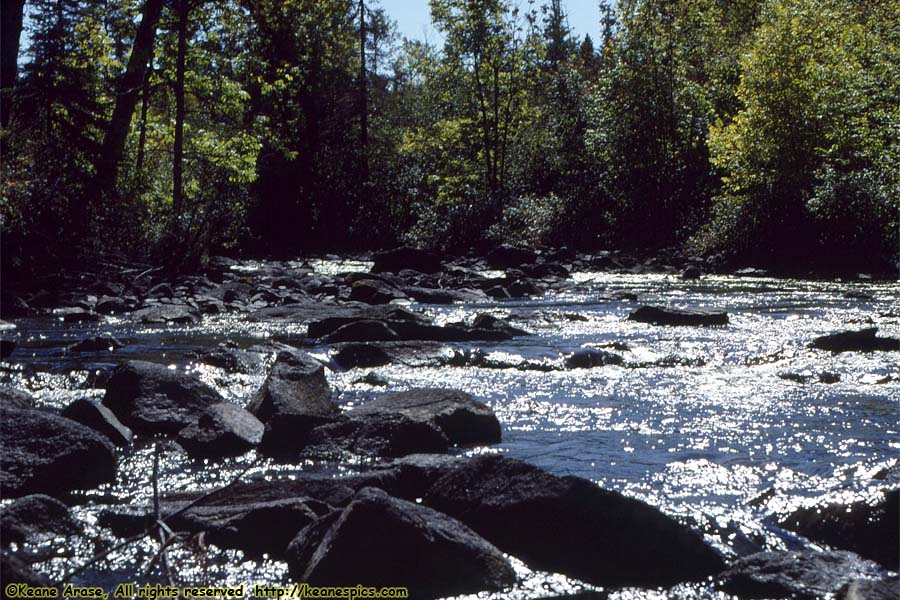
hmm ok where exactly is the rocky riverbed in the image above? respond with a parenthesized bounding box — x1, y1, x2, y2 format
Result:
(1, 248, 898, 598)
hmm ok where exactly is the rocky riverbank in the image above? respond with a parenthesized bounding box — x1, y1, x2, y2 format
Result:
(1, 247, 897, 598)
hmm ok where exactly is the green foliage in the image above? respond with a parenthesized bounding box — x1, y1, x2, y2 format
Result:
(698, 0, 899, 268)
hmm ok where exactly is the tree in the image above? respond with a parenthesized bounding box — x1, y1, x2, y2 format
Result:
(0, 0, 26, 130)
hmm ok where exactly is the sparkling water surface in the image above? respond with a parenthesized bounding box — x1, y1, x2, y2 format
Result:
(3, 262, 898, 598)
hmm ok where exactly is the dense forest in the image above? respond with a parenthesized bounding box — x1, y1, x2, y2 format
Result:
(1, 0, 898, 277)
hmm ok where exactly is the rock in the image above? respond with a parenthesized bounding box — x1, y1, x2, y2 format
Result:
(95, 296, 129, 314)
(1, 495, 80, 545)
(564, 349, 624, 369)
(423, 455, 724, 587)
(189, 343, 264, 374)
(102, 361, 224, 434)
(132, 304, 200, 324)
(67, 336, 125, 352)
(837, 576, 899, 600)
(353, 372, 389, 386)
(320, 320, 399, 344)
(103, 497, 331, 558)
(176, 402, 264, 459)
(779, 489, 898, 570)
(372, 246, 443, 274)
(0, 407, 117, 497)
(521, 262, 570, 279)
(810, 328, 900, 353)
(246, 349, 339, 455)
(306, 306, 426, 338)
(331, 344, 392, 370)
(348, 279, 407, 304)
(734, 267, 769, 277)
(682, 265, 702, 279)
(61, 398, 133, 447)
(485, 245, 538, 269)
(402, 286, 488, 304)
(470, 314, 529, 337)
(872, 460, 900, 483)
(0, 387, 34, 410)
(286, 487, 515, 599)
(1, 550, 53, 586)
(716, 550, 888, 599)
(628, 305, 729, 326)
(303, 414, 449, 459)
(349, 388, 501, 447)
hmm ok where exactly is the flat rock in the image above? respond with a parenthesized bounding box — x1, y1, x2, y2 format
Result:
(176, 402, 264, 459)
(62, 398, 132, 447)
(348, 388, 501, 447)
(716, 550, 888, 599)
(810, 328, 900, 353)
(286, 487, 515, 599)
(132, 304, 200, 324)
(302, 414, 449, 459)
(189, 343, 266, 374)
(779, 489, 898, 570)
(564, 349, 624, 369)
(331, 341, 453, 370)
(102, 361, 224, 434)
(0, 407, 117, 498)
(423, 455, 724, 587)
(628, 305, 729, 326)
(246, 349, 339, 455)
(837, 576, 899, 600)
(321, 320, 399, 343)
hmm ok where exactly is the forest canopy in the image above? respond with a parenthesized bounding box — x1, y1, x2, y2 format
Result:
(1, 0, 897, 276)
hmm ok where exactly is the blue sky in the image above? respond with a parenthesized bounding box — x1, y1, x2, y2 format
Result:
(378, 0, 603, 46)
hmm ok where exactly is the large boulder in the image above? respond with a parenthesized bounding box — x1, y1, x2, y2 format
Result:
(1, 495, 81, 545)
(102, 361, 224, 434)
(810, 328, 900, 353)
(62, 398, 133, 447)
(779, 489, 898, 570)
(423, 455, 724, 587)
(372, 247, 443, 274)
(176, 402, 264, 459)
(246, 349, 339, 454)
(716, 550, 888, 599)
(0, 387, 34, 410)
(302, 414, 449, 459)
(628, 305, 729, 326)
(1, 407, 117, 497)
(348, 388, 501, 447)
(286, 487, 516, 599)
(1, 550, 53, 587)
(837, 576, 899, 600)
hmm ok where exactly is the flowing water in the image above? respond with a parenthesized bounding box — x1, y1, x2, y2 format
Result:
(3, 259, 898, 598)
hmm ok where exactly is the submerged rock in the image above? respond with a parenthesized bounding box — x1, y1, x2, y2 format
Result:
(628, 305, 729, 326)
(423, 455, 724, 588)
(810, 328, 900, 353)
(0, 407, 117, 497)
(348, 388, 501, 447)
(62, 398, 133, 447)
(716, 550, 888, 599)
(779, 489, 899, 570)
(286, 487, 516, 599)
(103, 361, 224, 434)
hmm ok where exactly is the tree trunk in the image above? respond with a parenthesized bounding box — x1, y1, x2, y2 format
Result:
(0, 0, 26, 130)
(358, 0, 368, 181)
(96, 0, 166, 189)
(172, 0, 188, 225)
(135, 47, 153, 176)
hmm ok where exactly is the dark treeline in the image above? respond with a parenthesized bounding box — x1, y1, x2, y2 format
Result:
(1, 0, 898, 277)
